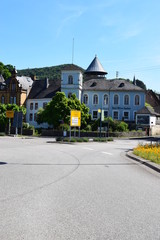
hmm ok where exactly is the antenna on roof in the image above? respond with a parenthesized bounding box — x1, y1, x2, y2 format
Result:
(116, 71, 119, 78)
(133, 75, 136, 85)
(72, 38, 74, 64)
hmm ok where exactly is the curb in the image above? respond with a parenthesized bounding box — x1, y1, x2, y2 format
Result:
(126, 151, 160, 173)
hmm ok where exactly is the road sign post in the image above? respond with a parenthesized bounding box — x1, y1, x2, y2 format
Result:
(70, 110, 81, 140)
(6, 111, 14, 135)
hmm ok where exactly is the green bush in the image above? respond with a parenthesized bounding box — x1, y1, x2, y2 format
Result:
(59, 123, 70, 131)
(63, 138, 70, 142)
(0, 132, 5, 136)
(107, 137, 113, 141)
(70, 138, 77, 142)
(94, 137, 107, 142)
(56, 137, 63, 141)
(116, 121, 128, 132)
(82, 137, 89, 142)
(77, 138, 83, 142)
(85, 125, 92, 131)
(23, 122, 35, 130)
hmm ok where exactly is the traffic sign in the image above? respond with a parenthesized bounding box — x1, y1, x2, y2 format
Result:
(70, 110, 81, 127)
(6, 110, 14, 118)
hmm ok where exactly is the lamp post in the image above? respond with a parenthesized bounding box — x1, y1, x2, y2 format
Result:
(108, 86, 111, 138)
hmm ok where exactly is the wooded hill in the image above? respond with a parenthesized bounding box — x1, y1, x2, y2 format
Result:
(17, 64, 84, 80)
(17, 64, 147, 90)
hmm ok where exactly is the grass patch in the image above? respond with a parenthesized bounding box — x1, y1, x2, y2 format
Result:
(133, 143, 160, 164)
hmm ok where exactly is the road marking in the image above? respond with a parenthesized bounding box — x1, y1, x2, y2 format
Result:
(83, 147, 94, 151)
(101, 151, 113, 155)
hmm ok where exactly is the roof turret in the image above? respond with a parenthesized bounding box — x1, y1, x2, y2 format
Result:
(85, 55, 107, 76)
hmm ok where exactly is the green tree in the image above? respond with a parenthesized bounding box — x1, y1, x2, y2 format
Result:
(0, 104, 26, 132)
(37, 92, 91, 129)
(133, 78, 146, 90)
(0, 104, 7, 131)
(0, 62, 14, 80)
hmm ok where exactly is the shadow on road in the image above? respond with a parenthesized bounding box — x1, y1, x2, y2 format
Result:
(0, 162, 7, 165)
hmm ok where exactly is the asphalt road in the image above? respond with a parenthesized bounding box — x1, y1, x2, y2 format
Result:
(0, 137, 160, 240)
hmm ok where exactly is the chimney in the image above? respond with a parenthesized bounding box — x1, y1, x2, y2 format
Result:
(46, 78, 49, 88)
(30, 74, 37, 81)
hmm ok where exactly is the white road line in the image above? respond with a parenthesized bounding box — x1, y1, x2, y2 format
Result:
(101, 151, 113, 155)
(83, 147, 94, 151)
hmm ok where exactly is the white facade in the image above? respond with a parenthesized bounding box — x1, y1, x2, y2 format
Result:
(26, 98, 51, 128)
(61, 70, 83, 101)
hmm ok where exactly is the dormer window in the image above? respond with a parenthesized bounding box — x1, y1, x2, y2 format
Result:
(68, 75, 73, 84)
(119, 82, 125, 88)
(68, 93, 72, 98)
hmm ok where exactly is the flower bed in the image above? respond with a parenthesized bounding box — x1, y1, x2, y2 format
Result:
(133, 143, 160, 164)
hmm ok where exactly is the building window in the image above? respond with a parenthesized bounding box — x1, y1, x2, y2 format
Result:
(30, 103, 33, 110)
(68, 75, 73, 84)
(68, 93, 72, 98)
(43, 102, 47, 109)
(135, 95, 140, 105)
(13, 96, 16, 104)
(10, 96, 13, 104)
(93, 110, 98, 119)
(104, 110, 108, 118)
(10, 96, 16, 104)
(29, 113, 33, 121)
(123, 111, 129, 120)
(11, 83, 16, 91)
(35, 103, 38, 110)
(34, 113, 37, 121)
(103, 94, 108, 105)
(124, 95, 129, 105)
(114, 94, 119, 105)
(113, 111, 119, 120)
(83, 94, 88, 104)
(93, 94, 98, 105)
(1, 96, 5, 104)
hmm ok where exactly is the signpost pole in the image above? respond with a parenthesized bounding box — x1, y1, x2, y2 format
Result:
(8, 118, 11, 135)
(6, 110, 14, 135)
(70, 110, 81, 140)
(70, 126, 71, 141)
(100, 111, 102, 138)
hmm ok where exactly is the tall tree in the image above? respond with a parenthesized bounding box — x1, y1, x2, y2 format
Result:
(37, 92, 91, 129)
(0, 62, 14, 80)
(0, 104, 26, 132)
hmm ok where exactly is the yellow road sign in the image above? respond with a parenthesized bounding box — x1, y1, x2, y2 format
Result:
(6, 110, 14, 118)
(70, 110, 81, 127)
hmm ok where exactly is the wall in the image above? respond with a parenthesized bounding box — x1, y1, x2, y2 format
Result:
(20, 91, 27, 106)
(82, 90, 145, 121)
(41, 129, 146, 138)
(61, 70, 82, 101)
(150, 125, 160, 136)
(26, 98, 52, 128)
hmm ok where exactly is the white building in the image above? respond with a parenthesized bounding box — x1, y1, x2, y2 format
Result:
(26, 78, 60, 128)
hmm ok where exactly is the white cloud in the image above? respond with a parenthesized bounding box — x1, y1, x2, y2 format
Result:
(56, 4, 86, 37)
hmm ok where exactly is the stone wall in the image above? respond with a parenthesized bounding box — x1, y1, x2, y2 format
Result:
(41, 129, 146, 138)
(150, 125, 160, 136)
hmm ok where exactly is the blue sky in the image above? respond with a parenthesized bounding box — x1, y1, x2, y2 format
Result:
(1, 0, 160, 92)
